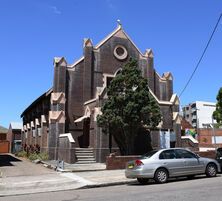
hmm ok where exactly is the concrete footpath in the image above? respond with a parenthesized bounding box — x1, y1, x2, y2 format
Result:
(0, 156, 136, 197)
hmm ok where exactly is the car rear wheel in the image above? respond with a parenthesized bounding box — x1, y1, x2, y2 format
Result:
(206, 163, 217, 177)
(154, 168, 168, 184)
(137, 178, 149, 185)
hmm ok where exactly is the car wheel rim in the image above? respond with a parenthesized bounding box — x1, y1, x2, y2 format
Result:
(208, 165, 216, 176)
(157, 171, 167, 182)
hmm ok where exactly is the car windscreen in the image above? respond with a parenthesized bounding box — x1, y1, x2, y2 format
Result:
(141, 150, 158, 159)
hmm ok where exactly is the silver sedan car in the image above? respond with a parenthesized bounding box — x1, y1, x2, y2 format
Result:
(125, 148, 221, 184)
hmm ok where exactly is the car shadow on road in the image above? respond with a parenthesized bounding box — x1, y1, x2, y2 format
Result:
(0, 154, 21, 166)
(127, 175, 221, 186)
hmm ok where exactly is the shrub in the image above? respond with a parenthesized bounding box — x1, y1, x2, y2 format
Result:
(15, 150, 27, 158)
(38, 152, 49, 161)
(28, 153, 39, 161)
(28, 152, 49, 161)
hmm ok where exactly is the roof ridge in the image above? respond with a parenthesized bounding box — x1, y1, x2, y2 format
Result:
(0, 125, 8, 133)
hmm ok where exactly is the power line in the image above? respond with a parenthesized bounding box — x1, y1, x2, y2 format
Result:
(179, 13, 222, 98)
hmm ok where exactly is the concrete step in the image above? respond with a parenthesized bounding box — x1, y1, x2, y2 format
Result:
(75, 148, 93, 151)
(76, 151, 93, 154)
(77, 158, 96, 161)
(75, 148, 96, 164)
(76, 151, 94, 154)
(76, 156, 95, 161)
(76, 154, 94, 156)
(76, 155, 95, 158)
(75, 161, 97, 164)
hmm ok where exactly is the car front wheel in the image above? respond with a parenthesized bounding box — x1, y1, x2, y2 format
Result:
(154, 168, 168, 184)
(206, 163, 217, 177)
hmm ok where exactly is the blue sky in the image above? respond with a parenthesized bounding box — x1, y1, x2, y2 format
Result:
(0, 0, 222, 128)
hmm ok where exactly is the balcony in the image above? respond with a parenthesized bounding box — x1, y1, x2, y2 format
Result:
(192, 122, 197, 127)
(192, 115, 197, 120)
(191, 108, 197, 113)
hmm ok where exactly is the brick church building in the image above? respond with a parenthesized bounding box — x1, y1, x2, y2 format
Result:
(21, 23, 181, 163)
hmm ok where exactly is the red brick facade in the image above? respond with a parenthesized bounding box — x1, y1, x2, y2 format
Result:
(21, 24, 181, 163)
(7, 123, 22, 153)
(198, 128, 222, 148)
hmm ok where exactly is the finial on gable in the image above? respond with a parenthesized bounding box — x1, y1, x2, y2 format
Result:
(144, 49, 154, 58)
(163, 72, 173, 80)
(83, 38, 93, 47)
(53, 57, 67, 67)
(117, 19, 122, 28)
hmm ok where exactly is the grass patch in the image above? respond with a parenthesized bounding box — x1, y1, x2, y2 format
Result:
(15, 151, 48, 161)
(28, 152, 49, 161)
(15, 150, 27, 158)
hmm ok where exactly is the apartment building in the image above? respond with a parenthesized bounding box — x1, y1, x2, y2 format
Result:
(183, 101, 216, 128)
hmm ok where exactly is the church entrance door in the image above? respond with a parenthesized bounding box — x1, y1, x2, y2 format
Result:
(81, 117, 90, 148)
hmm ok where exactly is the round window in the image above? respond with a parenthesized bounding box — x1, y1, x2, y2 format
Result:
(113, 45, 128, 60)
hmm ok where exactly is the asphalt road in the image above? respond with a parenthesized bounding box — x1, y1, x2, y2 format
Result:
(2, 175, 222, 201)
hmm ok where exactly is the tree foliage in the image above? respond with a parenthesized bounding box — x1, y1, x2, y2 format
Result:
(213, 87, 222, 125)
(97, 58, 162, 155)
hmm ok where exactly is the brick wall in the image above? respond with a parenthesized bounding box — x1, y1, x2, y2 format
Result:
(181, 137, 199, 151)
(0, 133, 6, 140)
(106, 154, 141, 170)
(0, 141, 9, 153)
(14, 133, 21, 140)
(198, 128, 222, 148)
(195, 151, 216, 159)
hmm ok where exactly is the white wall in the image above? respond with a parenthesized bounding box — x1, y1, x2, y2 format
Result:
(196, 101, 216, 128)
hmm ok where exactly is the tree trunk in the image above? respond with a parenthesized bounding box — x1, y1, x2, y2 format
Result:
(125, 130, 135, 155)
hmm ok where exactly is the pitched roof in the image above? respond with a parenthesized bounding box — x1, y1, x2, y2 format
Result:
(0, 125, 8, 133)
(180, 116, 193, 130)
(68, 23, 147, 68)
(10, 122, 23, 130)
(94, 24, 144, 56)
(21, 88, 53, 117)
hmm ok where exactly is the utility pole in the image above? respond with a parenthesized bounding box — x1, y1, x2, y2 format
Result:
(195, 107, 200, 139)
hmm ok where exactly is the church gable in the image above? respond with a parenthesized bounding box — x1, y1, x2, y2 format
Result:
(67, 23, 173, 106)
(68, 23, 149, 75)
(94, 26, 144, 76)
(95, 23, 144, 56)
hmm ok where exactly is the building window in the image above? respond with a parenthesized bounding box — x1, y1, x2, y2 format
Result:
(38, 128, 42, 137)
(203, 104, 216, 107)
(191, 103, 196, 108)
(103, 69, 122, 89)
(32, 129, 36, 138)
(106, 77, 113, 89)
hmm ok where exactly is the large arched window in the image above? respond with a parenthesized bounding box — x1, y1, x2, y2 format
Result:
(114, 68, 122, 76)
(103, 68, 122, 89)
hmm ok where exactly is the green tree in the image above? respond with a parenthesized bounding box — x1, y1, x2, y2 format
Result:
(97, 58, 161, 155)
(213, 87, 222, 126)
